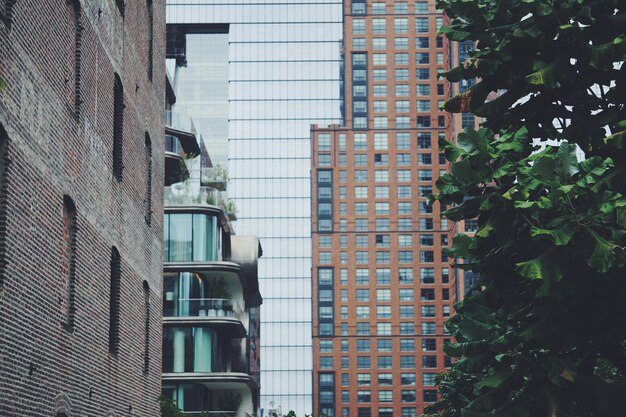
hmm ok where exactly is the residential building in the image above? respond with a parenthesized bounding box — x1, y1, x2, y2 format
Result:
(311, 1, 458, 416)
(0, 1, 165, 416)
(165, 1, 343, 412)
(162, 52, 263, 417)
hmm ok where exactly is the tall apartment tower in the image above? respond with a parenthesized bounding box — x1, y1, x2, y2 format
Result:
(166, 1, 343, 413)
(162, 74, 263, 416)
(311, 1, 458, 417)
(0, 1, 165, 416)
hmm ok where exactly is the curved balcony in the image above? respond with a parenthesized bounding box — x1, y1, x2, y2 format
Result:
(165, 135, 190, 186)
(162, 381, 256, 417)
(165, 110, 201, 156)
(164, 297, 246, 337)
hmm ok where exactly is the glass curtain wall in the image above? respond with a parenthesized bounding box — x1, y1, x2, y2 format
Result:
(167, 1, 343, 413)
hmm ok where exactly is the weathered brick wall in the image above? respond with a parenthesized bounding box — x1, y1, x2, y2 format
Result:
(0, 1, 166, 416)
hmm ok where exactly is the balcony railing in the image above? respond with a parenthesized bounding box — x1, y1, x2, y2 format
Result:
(165, 110, 197, 136)
(165, 184, 223, 208)
(182, 412, 240, 417)
(166, 134, 183, 154)
(201, 167, 228, 191)
(165, 298, 243, 319)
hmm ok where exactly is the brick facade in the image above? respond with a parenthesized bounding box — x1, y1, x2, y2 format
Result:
(0, 1, 166, 416)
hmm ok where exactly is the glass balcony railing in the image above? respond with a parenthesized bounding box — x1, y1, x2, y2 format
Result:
(201, 168, 228, 191)
(165, 134, 183, 154)
(165, 110, 197, 135)
(164, 298, 243, 319)
(165, 185, 223, 208)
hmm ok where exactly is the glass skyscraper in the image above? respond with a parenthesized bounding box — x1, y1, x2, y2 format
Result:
(166, 1, 343, 413)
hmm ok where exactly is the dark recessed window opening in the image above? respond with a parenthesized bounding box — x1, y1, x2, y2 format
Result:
(143, 280, 151, 374)
(144, 133, 152, 226)
(62, 196, 78, 331)
(109, 247, 121, 354)
(0, 124, 8, 288)
(113, 74, 124, 181)
(147, 0, 154, 81)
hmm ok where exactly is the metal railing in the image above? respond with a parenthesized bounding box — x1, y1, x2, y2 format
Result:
(164, 298, 243, 319)
(164, 184, 223, 208)
(165, 110, 197, 135)
(165, 134, 183, 154)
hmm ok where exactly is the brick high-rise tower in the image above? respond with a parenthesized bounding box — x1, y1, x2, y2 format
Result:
(311, 2, 458, 417)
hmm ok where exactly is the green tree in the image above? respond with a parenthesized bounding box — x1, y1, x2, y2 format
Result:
(426, 0, 626, 416)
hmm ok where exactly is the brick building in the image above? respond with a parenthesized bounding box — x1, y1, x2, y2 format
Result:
(311, 1, 458, 417)
(0, 1, 166, 416)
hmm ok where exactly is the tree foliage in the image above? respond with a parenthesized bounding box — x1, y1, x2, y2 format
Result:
(426, 0, 626, 416)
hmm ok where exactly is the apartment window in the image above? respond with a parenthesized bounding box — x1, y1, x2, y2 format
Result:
(396, 85, 409, 96)
(395, 37, 408, 49)
(378, 373, 393, 386)
(319, 289, 333, 304)
(378, 391, 393, 402)
(418, 169, 433, 181)
(375, 186, 389, 199)
(376, 268, 391, 284)
(421, 268, 435, 284)
(401, 373, 417, 386)
(319, 252, 332, 264)
(113, 74, 124, 181)
(62, 196, 78, 331)
(419, 186, 433, 197)
(358, 391, 371, 403)
(422, 305, 436, 318)
(399, 288, 414, 301)
(371, 2, 386, 14)
(394, 18, 408, 33)
(108, 247, 121, 354)
(356, 339, 370, 352)
(318, 268, 333, 287)
(443, 288, 450, 300)
(401, 356, 415, 368)
(353, 19, 365, 34)
(442, 267, 450, 283)
(417, 68, 430, 80)
(356, 252, 369, 264)
(341, 306, 349, 319)
(356, 218, 368, 231)
(373, 53, 387, 65)
(395, 53, 409, 65)
(374, 133, 388, 150)
(400, 339, 415, 352)
(353, 85, 367, 98)
(398, 218, 412, 231)
(398, 252, 413, 264)
(399, 268, 413, 283)
(355, 235, 368, 248)
(422, 339, 436, 351)
(398, 202, 411, 214)
(416, 52, 430, 64)
(436, 16, 443, 30)
(320, 356, 333, 369)
(375, 202, 389, 214)
(437, 52, 445, 65)
(423, 373, 437, 386)
(396, 101, 410, 112)
(373, 85, 388, 96)
(320, 391, 335, 404)
(357, 356, 371, 368)
(399, 322, 414, 335)
(415, 17, 429, 32)
(423, 356, 437, 368)
(417, 116, 431, 128)
(372, 18, 386, 34)
(353, 38, 366, 49)
(418, 132, 431, 149)
(353, 69, 367, 82)
(399, 305, 414, 318)
(401, 390, 416, 402)
(421, 288, 435, 301)
(377, 305, 391, 318)
(354, 133, 367, 150)
(373, 101, 387, 114)
(420, 251, 434, 263)
(341, 373, 349, 385)
(342, 357, 349, 369)
(351, 2, 366, 14)
(374, 153, 388, 166)
(397, 117, 410, 128)
(356, 289, 370, 302)
(373, 38, 387, 50)
(417, 84, 431, 96)
(378, 339, 392, 352)
(418, 154, 432, 165)
(397, 171, 411, 183)
(438, 84, 445, 95)
(144, 134, 153, 225)
(422, 322, 437, 335)
(394, 1, 408, 13)
(395, 69, 409, 81)
(355, 204, 368, 216)
(396, 133, 410, 150)
(373, 70, 387, 81)
(376, 218, 390, 231)
(320, 339, 333, 352)
(354, 117, 367, 129)
(416, 37, 429, 49)
(398, 235, 412, 247)
(376, 252, 390, 264)
(377, 289, 391, 301)
(374, 117, 388, 129)
(355, 186, 368, 199)
(378, 356, 392, 368)
(358, 373, 371, 385)
(396, 154, 411, 165)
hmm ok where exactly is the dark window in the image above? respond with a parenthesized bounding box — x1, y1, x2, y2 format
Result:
(144, 133, 153, 225)
(68, 0, 82, 117)
(62, 196, 78, 331)
(423, 390, 438, 402)
(109, 247, 121, 354)
(113, 74, 124, 181)
(143, 280, 151, 374)
(147, 0, 154, 80)
(1, 0, 16, 28)
(0, 124, 8, 287)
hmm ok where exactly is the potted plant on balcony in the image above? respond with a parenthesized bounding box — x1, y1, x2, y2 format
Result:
(207, 277, 231, 317)
(224, 199, 238, 220)
(202, 163, 228, 191)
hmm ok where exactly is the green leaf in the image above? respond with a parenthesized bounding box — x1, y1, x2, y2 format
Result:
(515, 248, 564, 280)
(590, 35, 626, 69)
(475, 367, 513, 390)
(526, 61, 558, 87)
(587, 230, 617, 273)
(439, 25, 472, 41)
(554, 143, 579, 181)
(530, 225, 574, 245)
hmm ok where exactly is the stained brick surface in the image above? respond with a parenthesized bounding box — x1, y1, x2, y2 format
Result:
(0, 1, 166, 416)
